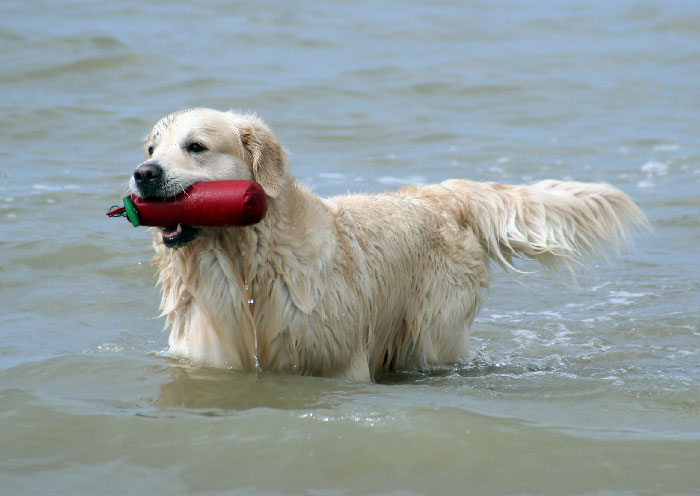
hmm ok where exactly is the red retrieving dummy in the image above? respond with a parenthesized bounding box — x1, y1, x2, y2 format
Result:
(106, 180, 268, 227)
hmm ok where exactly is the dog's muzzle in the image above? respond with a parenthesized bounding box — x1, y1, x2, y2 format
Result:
(133, 161, 165, 198)
(132, 161, 201, 249)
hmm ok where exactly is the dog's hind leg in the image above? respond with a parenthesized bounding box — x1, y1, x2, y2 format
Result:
(339, 351, 371, 383)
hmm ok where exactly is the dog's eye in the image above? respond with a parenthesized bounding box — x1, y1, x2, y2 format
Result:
(147, 145, 154, 156)
(187, 142, 207, 153)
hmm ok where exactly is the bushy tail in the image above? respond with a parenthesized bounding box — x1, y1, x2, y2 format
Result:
(440, 179, 649, 272)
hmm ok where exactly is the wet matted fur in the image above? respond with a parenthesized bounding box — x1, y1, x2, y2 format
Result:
(129, 108, 648, 382)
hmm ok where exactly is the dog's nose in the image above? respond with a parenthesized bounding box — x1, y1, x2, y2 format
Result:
(134, 162, 162, 184)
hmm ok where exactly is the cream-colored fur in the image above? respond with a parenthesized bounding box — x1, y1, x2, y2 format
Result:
(131, 108, 648, 382)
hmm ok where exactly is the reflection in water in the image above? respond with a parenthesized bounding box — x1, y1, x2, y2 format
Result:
(156, 353, 548, 408)
(155, 361, 367, 411)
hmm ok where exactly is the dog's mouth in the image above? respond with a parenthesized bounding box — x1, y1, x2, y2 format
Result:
(159, 224, 200, 249)
(134, 187, 201, 249)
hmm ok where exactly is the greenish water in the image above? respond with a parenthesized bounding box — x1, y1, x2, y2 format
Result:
(1, 1, 699, 495)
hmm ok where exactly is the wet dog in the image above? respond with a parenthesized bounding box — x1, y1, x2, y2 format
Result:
(130, 108, 648, 381)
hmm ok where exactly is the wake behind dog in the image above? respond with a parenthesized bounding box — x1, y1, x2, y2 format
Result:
(128, 108, 648, 382)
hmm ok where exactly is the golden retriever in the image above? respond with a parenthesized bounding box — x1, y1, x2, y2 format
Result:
(129, 108, 648, 382)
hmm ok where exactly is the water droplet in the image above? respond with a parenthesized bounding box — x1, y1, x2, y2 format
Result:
(244, 284, 249, 291)
(248, 299, 255, 304)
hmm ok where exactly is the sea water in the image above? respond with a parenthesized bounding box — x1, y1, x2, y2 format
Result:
(1, 1, 699, 494)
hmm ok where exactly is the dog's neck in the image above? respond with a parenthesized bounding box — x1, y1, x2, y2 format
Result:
(153, 182, 337, 371)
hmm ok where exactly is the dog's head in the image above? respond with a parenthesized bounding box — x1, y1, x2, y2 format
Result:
(130, 108, 287, 248)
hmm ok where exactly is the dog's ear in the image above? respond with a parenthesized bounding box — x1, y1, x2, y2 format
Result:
(239, 120, 287, 198)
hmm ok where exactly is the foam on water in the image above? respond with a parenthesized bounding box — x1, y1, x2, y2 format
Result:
(606, 290, 653, 306)
(653, 144, 680, 151)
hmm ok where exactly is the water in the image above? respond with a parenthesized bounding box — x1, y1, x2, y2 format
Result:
(1, 1, 699, 494)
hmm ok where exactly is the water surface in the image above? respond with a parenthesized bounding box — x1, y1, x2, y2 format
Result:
(1, 1, 699, 495)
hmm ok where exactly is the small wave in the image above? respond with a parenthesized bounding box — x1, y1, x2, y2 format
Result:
(513, 329, 539, 344)
(32, 183, 81, 192)
(376, 175, 426, 186)
(607, 290, 652, 306)
(318, 172, 347, 180)
(591, 282, 614, 292)
(19, 53, 147, 82)
(637, 160, 670, 188)
(640, 161, 669, 176)
(652, 144, 679, 151)
(95, 344, 125, 353)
